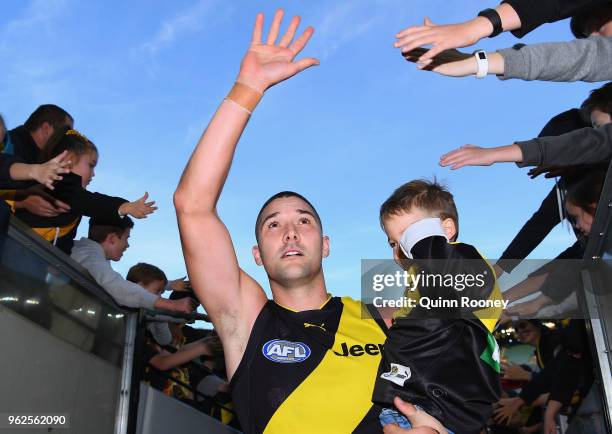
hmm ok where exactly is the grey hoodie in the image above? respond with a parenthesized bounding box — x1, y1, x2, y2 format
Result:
(515, 123, 612, 167)
(71, 237, 159, 309)
(498, 35, 612, 83)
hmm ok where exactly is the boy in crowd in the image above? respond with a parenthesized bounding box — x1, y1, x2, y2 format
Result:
(71, 216, 195, 314)
(372, 180, 501, 434)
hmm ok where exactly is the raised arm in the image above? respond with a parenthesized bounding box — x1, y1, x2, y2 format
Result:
(173, 10, 318, 378)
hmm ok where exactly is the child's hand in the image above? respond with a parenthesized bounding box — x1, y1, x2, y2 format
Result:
(31, 150, 71, 190)
(383, 397, 447, 434)
(120, 192, 158, 218)
(439, 145, 497, 169)
(169, 277, 192, 292)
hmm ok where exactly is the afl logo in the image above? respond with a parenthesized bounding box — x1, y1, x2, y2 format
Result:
(262, 339, 311, 363)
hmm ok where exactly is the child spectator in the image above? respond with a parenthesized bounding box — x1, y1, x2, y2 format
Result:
(15, 127, 157, 253)
(127, 262, 174, 346)
(71, 216, 195, 314)
(372, 179, 501, 434)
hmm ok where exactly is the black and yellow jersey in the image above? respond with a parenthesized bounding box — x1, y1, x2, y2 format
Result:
(230, 296, 387, 434)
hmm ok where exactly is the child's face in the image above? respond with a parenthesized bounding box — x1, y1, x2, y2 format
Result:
(565, 201, 595, 236)
(141, 279, 166, 296)
(71, 151, 97, 187)
(382, 207, 436, 262)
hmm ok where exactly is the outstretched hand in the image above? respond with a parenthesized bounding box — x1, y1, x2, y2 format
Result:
(32, 150, 71, 190)
(439, 145, 497, 169)
(395, 17, 491, 63)
(237, 9, 319, 93)
(121, 191, 158, 219)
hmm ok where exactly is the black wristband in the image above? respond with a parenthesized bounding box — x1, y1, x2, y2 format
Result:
(478, 8, 503, 38)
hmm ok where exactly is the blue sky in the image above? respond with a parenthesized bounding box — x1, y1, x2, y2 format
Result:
(1, 1, 597, 322)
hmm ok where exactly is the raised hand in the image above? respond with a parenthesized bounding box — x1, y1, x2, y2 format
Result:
(395, 17, 492, 63)
(32, 150, 71, 190)
(237, 9, 319, 93)
(120, 191, 158, 218)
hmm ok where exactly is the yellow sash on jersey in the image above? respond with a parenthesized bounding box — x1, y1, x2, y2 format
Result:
(263, 297, 386, 434)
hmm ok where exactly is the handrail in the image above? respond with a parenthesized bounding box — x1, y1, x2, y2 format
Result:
(7, 215, 131, 313)
(144, 309, 210, 323)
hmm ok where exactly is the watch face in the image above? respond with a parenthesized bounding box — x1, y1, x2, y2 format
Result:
(478, 52, 486, 60)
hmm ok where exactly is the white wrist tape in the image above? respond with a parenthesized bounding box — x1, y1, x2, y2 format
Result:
(399, 217, 448, 259)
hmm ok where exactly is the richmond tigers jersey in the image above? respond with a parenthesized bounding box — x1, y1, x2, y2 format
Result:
(230, 296, 387, 434)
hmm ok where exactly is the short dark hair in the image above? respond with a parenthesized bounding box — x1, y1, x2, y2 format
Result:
(88, 216, 134, 243)
(570, 4, 612, 38)
(24, 104, 73, 133)
(565, 170, 606, 216)
(126, 263, 168, 286)
(380, 179, 459, 240)
(581, 82, 612, 118)
(255, 191, 322, 242)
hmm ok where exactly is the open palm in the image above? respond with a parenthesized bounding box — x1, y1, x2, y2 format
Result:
(237, 10, 319, 93)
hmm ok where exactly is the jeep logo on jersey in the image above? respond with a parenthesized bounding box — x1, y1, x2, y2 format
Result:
(262, 339, 311, 363)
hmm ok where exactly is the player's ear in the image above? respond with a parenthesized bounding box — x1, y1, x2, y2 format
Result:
(441, 218, 457, 241)
(252, 245, 263, 266)
(322, 235, 330, 258)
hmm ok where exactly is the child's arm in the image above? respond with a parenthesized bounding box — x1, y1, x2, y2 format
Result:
(149, 338, 212, 371)
(439, 144, 523, 169)
(406, 36, 612, 83)
(1, 151, 70, 189)
(50, 174, 157, 219)
(440, 123, 612, 169)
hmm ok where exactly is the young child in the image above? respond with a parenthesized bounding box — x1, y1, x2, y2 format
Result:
(15, 127, 157, 253)
(372, 179, 502, 434)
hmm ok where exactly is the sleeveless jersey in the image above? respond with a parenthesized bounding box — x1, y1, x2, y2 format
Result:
(230, 296, 387, 434)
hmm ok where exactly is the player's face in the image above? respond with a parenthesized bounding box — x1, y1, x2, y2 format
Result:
(253, 196, 329, 287)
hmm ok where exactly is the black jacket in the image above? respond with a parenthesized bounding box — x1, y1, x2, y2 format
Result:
(7, 125, 41, 163)
(372, 236, 501, 434)
(502, 0, 611, 37)
(15, 172, 127, 253)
